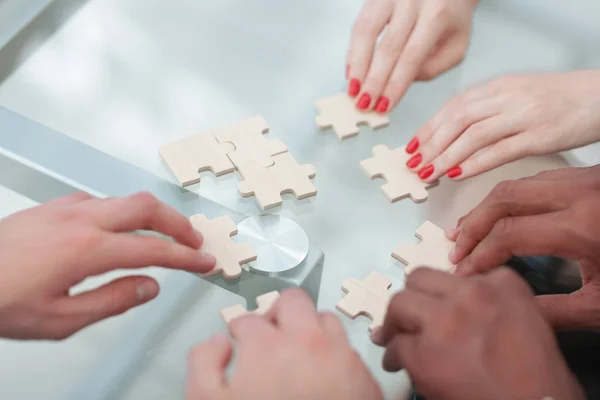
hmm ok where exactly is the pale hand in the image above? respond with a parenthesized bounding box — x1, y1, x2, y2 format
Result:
(186, 289, 383, 400)
(0, 192, 215, 340)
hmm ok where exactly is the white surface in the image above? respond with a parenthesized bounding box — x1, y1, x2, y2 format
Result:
(0, 0, 599, 399)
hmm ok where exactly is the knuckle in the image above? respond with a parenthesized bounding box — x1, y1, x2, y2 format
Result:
(352, 19, 379, 39)
(490, 180, 517, 201)
(71, 229, 104, 251)
(459, 280, 496, 307)
(492, 217, 515, 240)
(130, 191, 160, 210)
(492, 268, 528, 293)
(429, 3, 452, 23)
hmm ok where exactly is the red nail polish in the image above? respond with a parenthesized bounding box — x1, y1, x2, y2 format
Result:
(348, 79, 361, 97)
(406, 153, 422, 169)
(346, 65, 350, 80)
(374, 96, 389, 113)
(406, 137, 419, 154)
(418, 165, 434, 180)
(447, 166, 462, 179)
(357, 93, 371, 110)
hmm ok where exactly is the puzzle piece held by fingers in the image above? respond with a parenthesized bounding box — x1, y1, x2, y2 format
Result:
(315, 93, 390, 140)
(220, 291, 280, 324)
(336, 272, 393, 332)
(189, 214, 257, 279)
(361, 144, 438, 203)
(237, 152, 317, 210)
(393, 221, 456, 275)
(160, 134, 235, 187)
(212, 116, 288, 167)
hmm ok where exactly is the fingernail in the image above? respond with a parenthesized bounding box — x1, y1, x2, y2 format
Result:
(195, 231, 204, 247)
(445, 228, 457, 240)
(374, 96, 389, 113)
(137, 281, 158, 303)
(418, 165, 434, 180)
(348, 79, 361, 97)
(200, 252, 217, 266)
(370, 327, 383, 345)
(447, 166, 462, 179)
(406, 153, 422, 169)
(448, 246, 456, 263)
(345, 65, 350, 80)
(405, 137, 419, 154)
(357, 93, 371, 110)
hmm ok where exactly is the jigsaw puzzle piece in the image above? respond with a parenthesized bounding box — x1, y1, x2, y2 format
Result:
(211, 116, 288, 167)
(336, 272, 393, 332)
(220, 291, 280, 324)
(315, 93, 390, 140)
(160, 134, 235, 187)
(237, 152, 317, 210)
(189, 214, 257, 279)
(361, 144, 438, 203)
(393, 221, 456, 275)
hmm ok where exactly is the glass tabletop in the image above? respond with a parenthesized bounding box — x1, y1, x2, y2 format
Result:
(0, 1, 592, 399)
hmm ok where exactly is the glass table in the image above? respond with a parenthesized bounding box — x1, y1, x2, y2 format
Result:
(0, 1, 595, 399)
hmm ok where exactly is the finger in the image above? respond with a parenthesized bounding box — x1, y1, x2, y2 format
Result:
(536, 289, 600, 331)
(186, 334, 231, 399)
(229, 314, 277, 346)
(457, 212, 575, 277)
(408, 98, 505, 174)
(357, 3, 418, 111)
(416, 36, 468, 81)
(56, 276, 159, 330)
(91, 234, 216, 275)
(91, 192, 201, 249)
(405, 267, 462, 298)
(426, 115, 523, 182)
(266, 289, 320, 335)
(371, 290, 439, 346)
(45, 191, 95, 206)
(382, 333, 418, 372)
(347, 0, 393, 96)
(485, 267, 534, 299)
(319, 312, 347, 341)
(382, 19, 443, 109)
(451, 179, 568, 264)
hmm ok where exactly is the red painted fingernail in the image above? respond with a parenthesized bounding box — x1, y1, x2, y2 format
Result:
(447, 166, 462, 179)
(348, 79, 361, 97)
(406, 153, 422, 169)
(374, 96, 389, 113)
(346, 65, 350, 79)
(405, 137, 419, 154)
(357, 93, 371, 110)
(418, 165, 434, 180)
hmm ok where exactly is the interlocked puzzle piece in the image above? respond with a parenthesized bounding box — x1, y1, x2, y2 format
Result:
(220, 291, 280, 324)
(189, 214, 257, 279)
(315, 93, 390, 140)
(336, 272, 393, 332)
(361, 144, 438, 203)
(160, 134, 235, 187)
(237, 152, 317, 210)
(393, 221, 456, 275)
(212, 116, 288, 167)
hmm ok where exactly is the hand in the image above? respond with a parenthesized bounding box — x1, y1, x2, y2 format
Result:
(449, 166, 600, 330)
(0, 192, 216, 340)
(186, 289, 382, 400)
(372, 268, 584, 400)
(347, 0, 477, 113)
(406, 71, 600, 182)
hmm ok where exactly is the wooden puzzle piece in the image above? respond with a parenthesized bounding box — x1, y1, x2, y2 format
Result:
(315, 93, 390, 140)
(220, 291, 280, 324)
(160, 134, 235, 187)
(361, 144, 438, 203)
(211, 116, 288, 167)
(189, 214, 257, 279)
(237, 152, 317, 210)
(336, 272, 393, 332)
(393, 221, 456, 275)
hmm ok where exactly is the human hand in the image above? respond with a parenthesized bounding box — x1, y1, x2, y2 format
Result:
(406, 71, 600, 181)
(347, 0, 477, 113)
(0, 192, 216, 340)
(372, 267, 584, 400)
(449, 166, 600, 330)
(186, 289, 382, 400)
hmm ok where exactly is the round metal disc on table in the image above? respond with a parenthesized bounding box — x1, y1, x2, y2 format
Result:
(234, 215, 309, 274)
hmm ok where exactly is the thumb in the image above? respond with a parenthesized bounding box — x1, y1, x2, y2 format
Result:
(60, 276, 160, 332)
(186, 334, 231, 400)
(536, 288, 600, 331)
